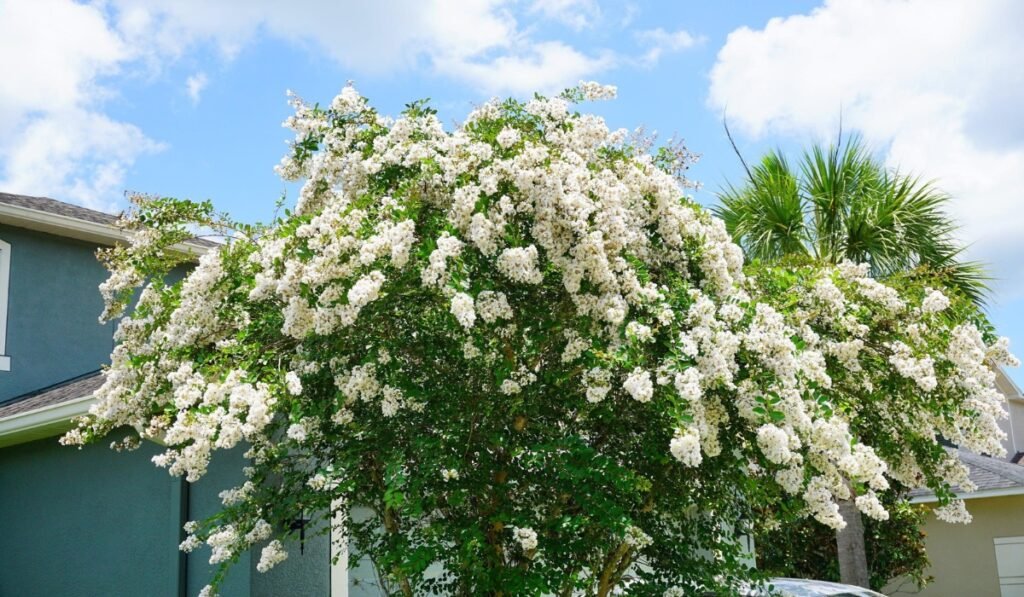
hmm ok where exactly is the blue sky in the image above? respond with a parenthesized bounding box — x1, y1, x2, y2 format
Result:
(2, 0, 1023, 383)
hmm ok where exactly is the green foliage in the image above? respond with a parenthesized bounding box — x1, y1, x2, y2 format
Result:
(714, 136, 990, 306)
(754, 490, 931, 591)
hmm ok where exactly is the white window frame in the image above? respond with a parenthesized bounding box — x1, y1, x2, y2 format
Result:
(330, 500, 348, 596)
(0, 239, 9, 371)
(995, 536, 1024, 597)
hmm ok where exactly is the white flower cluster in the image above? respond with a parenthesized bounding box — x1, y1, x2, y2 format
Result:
(496, 126, 520, 149)
(206, 525, 238, 564)
(889, 342, 938, 392)
(935, 500, 972, 524)
(286, 419, 312, 443)
(307, 473, 340, 491)
(803, 476, 845, 530)
(450, 292, 476, 329)
(626, 321, 654, 343)
(500, 367, 538, 396)
(256, 540, 288, 573)
(285, 371, 303, 395)
(855, 490, 889, 521)
(477, 291, 513, 323)
(422, 233, 463, 287)
(497, 246, 544, 285)
(623, 525, 653, 550)
(623, 368, 654, 403)
(853, 276, 906, 312)
(578, 81, 618, 101)
(512, 527, 538, 552)
(756, 424, 793, 465)
(583, 367, 612, 403)
(670, 428, 702, 468)
(921, 287, 951, 314)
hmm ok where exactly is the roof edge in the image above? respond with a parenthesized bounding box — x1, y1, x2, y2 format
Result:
(911, 484, 1024, 504)
(0, 394, 96, 448)
(997, 367, 1024, 399)
(0, 201, 212, 255)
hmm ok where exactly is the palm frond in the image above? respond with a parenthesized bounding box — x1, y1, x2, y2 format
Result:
(714, 150, 809, 262)
(806, 137, 886, 263)
(716, 135, 990, 309)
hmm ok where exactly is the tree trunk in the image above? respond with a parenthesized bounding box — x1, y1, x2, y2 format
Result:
(836, 498, 870, 588)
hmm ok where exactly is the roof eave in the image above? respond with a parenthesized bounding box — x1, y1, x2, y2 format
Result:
(911, 485, 1024, 504)
(0, 201, 211, 256)
(0, 394, 96, 448)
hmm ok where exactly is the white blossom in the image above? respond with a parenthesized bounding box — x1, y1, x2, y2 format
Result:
(626, 321, 654, 343)
(670, 428, 702, 467)
(257, 540, 289, 573)
(623, 525, 653, 550)
(756, 424, 793, 465)
(450, 292, 476, 329)
(287, 420, 309, 443)
(583, 367, 612, 403)
(285, 371, 303, 395)
(855, 490, 889, 521)
(935, 500, 972, 524)
(496, 127, 520, 149)
(623, 368, 654, 403)
(496, 245, 543, 285)
(578, 81, 618, 100)
(921, 287, 951, 314)
(512, 527, 538, 552)
(477, 291, 513, 323)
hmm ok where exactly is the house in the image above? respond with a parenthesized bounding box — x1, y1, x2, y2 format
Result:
(0, 193, 347, 596)
(899, 369, 1024, 597)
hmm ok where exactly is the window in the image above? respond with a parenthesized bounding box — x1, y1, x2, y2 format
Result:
(994, 536, 1024, 597)
(0, 239, 8, 371)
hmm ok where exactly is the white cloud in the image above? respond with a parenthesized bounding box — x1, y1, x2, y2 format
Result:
(106, 0, 613, 95)
(528, 0, 601, 31)
(708, 0, 1024, 296)
(635, 27, 703, 66)
(438, 41, 615, 95)
(1, 110, 164, 212)
(185, 72, 208, 104)
(620, 3, 639, 28)
(0, 0, 618, 209)
(0, 0, 161, 210)
(0, 0, 125, 122)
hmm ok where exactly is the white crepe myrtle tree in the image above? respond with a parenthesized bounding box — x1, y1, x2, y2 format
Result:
(64, 83, 1016, 596)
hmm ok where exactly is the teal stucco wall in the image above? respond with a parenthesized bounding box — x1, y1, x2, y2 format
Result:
(0, 223, 115, 401)
(0, 435, 181, 597)
(187, 448, 253, 597)
(251, 518, 332, 596)
(189, 448, 332, 597)
(0, 436, 333, 597)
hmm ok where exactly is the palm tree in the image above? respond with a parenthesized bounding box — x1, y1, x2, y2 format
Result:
(715, 136, 988, 589)
(714, 136, 988, 305)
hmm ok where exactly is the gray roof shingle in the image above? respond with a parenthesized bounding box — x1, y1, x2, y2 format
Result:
(910, 448, 1024, 499)
(0, 192, 118, 226)
(0, 372, 103, 419)
(0, 191, 219, 249)
(957, 449, 1024, 490)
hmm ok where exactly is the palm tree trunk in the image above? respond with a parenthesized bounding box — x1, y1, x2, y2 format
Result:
(836, 497, 870, 588)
